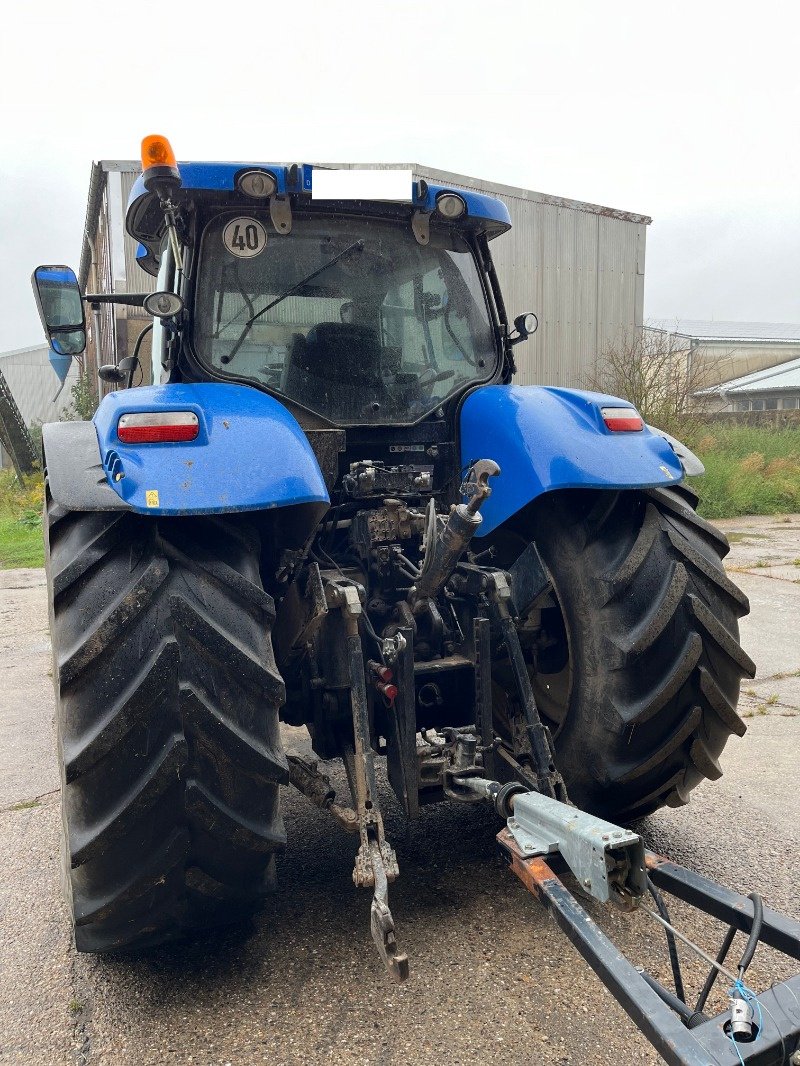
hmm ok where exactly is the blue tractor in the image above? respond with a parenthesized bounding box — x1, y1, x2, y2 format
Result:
(32, 138, 757, 992)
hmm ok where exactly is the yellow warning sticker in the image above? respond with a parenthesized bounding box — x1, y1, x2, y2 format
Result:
(145, 489, 160, 508)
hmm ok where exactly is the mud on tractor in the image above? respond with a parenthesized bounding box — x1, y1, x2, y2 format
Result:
(32, 137, 800, 1064)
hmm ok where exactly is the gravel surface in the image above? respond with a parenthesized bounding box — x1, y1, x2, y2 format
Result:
(1, 518, 798, 1065)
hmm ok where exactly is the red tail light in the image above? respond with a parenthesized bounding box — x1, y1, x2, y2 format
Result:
(117, 411, 199, 444)
(601, 406, 644, 432)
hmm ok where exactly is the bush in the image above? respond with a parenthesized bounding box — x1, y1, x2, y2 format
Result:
(63, 373, 97, 421)
(691, 426, 800, 518)
(587, 327, 721, 442)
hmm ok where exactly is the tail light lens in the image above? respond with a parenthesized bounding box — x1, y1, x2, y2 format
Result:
(117, 411, 199, 444)
(601, 406, 644, 432)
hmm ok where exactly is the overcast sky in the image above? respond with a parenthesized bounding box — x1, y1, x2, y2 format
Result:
(2, 0, 798, 352)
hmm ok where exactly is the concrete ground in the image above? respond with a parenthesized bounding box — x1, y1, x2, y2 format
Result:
(1, 516, 799, 1065)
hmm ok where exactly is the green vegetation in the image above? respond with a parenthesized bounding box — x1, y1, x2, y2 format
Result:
(0, 374, 97, 570)
(689, 425, 800, 519)
(10, 798, 41, 812)
(64, 374, 98, 421)
(0, 469, 44, 569)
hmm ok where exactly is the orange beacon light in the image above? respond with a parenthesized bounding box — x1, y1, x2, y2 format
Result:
(141, 135, 181, 192)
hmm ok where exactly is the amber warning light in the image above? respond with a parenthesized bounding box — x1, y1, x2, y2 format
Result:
(141, 135, 181, 191)
(142, 135, 177, 170)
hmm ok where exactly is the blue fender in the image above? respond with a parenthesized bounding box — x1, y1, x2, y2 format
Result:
(92, 383, 329, 516)
(460, 385, 685, 537)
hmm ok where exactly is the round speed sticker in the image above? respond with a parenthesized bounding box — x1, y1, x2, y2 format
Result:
(223, 217, 267, 258)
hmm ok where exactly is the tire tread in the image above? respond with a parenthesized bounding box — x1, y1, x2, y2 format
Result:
(46, 501, 286, 952)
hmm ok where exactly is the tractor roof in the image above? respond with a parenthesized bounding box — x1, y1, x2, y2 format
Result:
(126, 162, 512, 275)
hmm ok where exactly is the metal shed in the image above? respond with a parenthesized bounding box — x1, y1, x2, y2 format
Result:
(79, 160, 650, 391)
(0, 344, 78, 468)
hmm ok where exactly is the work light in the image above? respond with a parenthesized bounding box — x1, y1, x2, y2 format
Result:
(237, 170, 277, 198)
(436, 193, 466, 219)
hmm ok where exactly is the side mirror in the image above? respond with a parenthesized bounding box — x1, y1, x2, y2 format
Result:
(31, 265, 86, 356)
(510, 311, 538, 346)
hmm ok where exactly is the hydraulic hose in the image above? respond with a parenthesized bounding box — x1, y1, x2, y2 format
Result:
(693, 891, 763, 1014)
(737, 892, 764, 976)
(638, 969, 706, 1028)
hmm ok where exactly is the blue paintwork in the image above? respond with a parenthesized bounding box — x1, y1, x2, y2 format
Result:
(92, 382, 329, 516)
(36, 266, 79, 285)
(127, 162, 511, 272)
(48, 346, 72, 383)
(460, 385, 685, 537)
(135, 242, 159, 275)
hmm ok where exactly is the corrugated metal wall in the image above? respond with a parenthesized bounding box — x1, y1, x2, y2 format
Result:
(120, 171, 156, 299)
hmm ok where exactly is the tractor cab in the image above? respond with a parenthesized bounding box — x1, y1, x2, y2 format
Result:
(125, 146, 527, 432)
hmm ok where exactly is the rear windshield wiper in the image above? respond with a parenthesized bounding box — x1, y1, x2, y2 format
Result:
(221, 240, 364, 365)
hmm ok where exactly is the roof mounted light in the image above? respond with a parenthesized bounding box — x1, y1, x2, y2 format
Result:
(436, 192, 466, 219)
(118, 411, 199, 444)
(141, 135, 181, 192)
(601, 407, 644, 432)
(237, 169, 277, 199)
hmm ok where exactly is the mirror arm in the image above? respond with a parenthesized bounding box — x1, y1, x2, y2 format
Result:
(157, 193, 184, 272)
(84, 293, 148, 308)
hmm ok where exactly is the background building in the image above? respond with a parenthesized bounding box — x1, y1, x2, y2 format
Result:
(79, 161, 154, 395)
(0, 344, 78, 468)
(647, 320, 800, 396)
(80, 160, 651, 390)
(697, 357, 800, 412)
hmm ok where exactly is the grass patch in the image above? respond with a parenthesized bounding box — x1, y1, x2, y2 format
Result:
(10, 798, 40, 811)
(689, 425, 800, 519)
(0, 470, 44, 570)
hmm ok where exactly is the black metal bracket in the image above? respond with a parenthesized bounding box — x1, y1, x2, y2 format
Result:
(498, 830, 800, 1066)
(481, 567, 567, 802)
(385, 627, 419, 818)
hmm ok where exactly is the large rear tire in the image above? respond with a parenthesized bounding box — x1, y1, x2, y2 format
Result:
(45, 496, 288, 952)
(493, 484, 755, 820)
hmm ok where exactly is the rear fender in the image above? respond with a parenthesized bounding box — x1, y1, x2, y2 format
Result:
(44, 382, 329, 522)
(460, 385, 686, 537)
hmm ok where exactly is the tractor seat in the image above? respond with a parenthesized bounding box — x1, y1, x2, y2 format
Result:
(284, 323, 386, 419)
